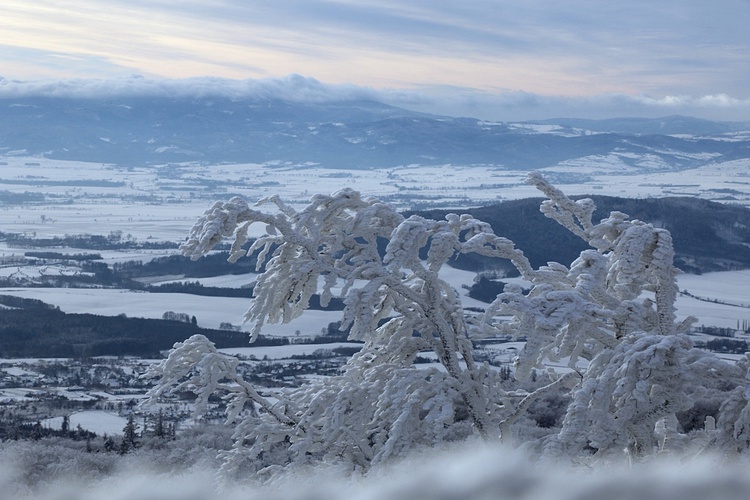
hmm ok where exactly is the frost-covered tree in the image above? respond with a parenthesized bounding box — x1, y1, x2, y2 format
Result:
(144, 174, 750, 472)
(145, 188, 542, 472)
(484, 174, 745, 460)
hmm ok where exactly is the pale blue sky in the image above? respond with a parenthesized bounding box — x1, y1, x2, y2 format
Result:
(1, 1, 749, 120)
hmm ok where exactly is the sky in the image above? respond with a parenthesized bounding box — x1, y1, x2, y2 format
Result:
(1, 0, 749, 121)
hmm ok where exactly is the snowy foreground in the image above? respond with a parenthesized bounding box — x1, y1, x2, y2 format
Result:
(1, 440, 749, 500)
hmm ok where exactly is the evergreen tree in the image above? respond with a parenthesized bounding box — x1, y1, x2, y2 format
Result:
(154, 409, 165, 438)
(103, 435, 116, 452)
(121, 413, 138, 453)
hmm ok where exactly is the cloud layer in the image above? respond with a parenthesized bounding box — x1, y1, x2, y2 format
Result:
(2, 74, 749, 122)
(0, 74, 376, 102)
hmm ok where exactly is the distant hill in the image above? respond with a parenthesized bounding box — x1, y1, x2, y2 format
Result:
(534, 115, 750, 136)
(0, 295, 281, 358)
(1, 95, 748, 170)
(414, 195, 750, 275)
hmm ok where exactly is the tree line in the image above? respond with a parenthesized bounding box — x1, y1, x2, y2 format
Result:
(412, 194, 750, 274)
(0, 304, 284, 358)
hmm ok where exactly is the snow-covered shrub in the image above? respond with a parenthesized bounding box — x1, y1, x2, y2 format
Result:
(144, 188, 536, 471)
(144, 173, 750, 472)
(486, 174, 747, 460)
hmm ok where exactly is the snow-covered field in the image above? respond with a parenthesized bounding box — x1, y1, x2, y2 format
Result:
(678, 270, 750, 309)
(2, 156, 749, 242)
(0, 286, 343, 335)
(1, 268, 747, 334)
(42, 411, 128, 436)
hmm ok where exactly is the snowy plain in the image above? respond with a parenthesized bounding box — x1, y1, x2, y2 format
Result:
(42, 411, 128, 437)
(2, 155, 749, 242)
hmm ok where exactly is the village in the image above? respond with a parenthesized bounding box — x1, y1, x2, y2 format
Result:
(0, 340, 362, 444)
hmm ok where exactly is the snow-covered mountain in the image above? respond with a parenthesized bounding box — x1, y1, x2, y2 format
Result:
(1, 95, 748, 169)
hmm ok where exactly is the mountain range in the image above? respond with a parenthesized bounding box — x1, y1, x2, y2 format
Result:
(1, 95, 748, 169)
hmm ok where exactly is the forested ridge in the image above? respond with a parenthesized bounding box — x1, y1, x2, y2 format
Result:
(414, 195, 750, 274)
(0, 295, 282, 358)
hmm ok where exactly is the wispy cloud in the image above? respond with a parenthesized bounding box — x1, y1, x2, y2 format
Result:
(2, 75, 749, 122)
(0, 74, 375, 101)
(385, 88, 750, 121)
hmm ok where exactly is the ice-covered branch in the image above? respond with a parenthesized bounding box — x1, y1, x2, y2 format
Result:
(142, 335, 296, 427)
(527, 172, 596, 242)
